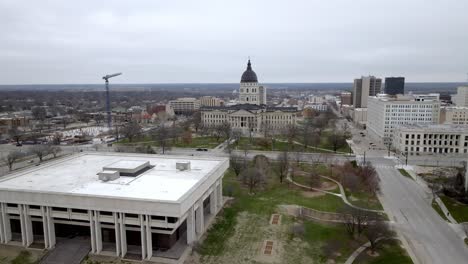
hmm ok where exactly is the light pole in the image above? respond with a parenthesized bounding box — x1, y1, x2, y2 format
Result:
(102, 73, 122, 129)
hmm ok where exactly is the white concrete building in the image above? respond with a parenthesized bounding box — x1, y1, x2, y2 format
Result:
(367, 94, 440, 144)
(200, 96, 224, 107)
(393, 124, 468, 156)
(0, 153, 228, 263)
(440, 106, 468, 125)
(201, 60, 299, 136)
(303, 103, 328, 112)
(352, 108, 368, 126)
(452, 86, 468, 107)
(238, 60, 266, 105)
(169, 98, 200, 115)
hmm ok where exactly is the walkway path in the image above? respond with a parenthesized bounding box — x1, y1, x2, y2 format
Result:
(344, 237, 385, 264)
(286, 172, 385, 214)
(40, 237, 90, 264)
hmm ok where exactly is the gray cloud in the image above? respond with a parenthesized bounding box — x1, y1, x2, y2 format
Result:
(1, 0, 467, 84)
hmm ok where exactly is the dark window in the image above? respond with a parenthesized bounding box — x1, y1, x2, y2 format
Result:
(126, 213, 138, 218)
(168, 217, 178, 223)
(7, 203, 17, 208)
(52, 207, 68, 212)
(100, 211, 113, 216)
(151, 215, 165, 221)
(72, 208, 88, 214)
(29, 205, 40, 210)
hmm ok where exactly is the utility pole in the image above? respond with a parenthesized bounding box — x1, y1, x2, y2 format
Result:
(363, 151, 366, 164)
(405, 151, 408, 166)
(102, 73, 122, 129)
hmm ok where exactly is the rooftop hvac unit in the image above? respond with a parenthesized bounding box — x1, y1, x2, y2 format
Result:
(98, 170, 120, 182)
(176, 161, 191, 171)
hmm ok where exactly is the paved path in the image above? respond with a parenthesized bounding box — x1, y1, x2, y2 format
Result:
(40, 237, 90, 264)
(344, 237, 385, 264)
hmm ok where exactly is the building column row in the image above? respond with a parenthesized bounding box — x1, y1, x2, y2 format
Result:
(0, 203, 11, 243)
(186, 207, 196, 245)
(113, 212, 127, 257)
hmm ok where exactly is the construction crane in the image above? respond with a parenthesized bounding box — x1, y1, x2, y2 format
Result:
(102, 72, 122, 129)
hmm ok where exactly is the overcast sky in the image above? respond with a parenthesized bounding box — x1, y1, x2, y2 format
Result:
(1, 0, 467, 84)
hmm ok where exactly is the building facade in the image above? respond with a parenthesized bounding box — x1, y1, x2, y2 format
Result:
(200, 96, 224, 107)
(353, 76, 382, 108)
(440, 106, 468, 125)
(169, 98, 200, 115)
(340, 92, 352, 106)
(238, 60, 266, 105)
(452, 86, 468, 107)
(384, 77, 405, 95)
(393, 124, 468, 156)
(367, 94, 440, 144)
(0, 153, 228, 262)
(201, 60, 299, 136)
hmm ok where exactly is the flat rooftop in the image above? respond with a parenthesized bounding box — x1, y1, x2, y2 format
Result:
(396, 123, 468, 133)
(0, 152, 227, 203)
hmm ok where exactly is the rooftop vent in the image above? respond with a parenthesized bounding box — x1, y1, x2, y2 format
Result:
(98, 170, 120, 182)
(176, 161, 191, 171)
(103, 160, 152, 177)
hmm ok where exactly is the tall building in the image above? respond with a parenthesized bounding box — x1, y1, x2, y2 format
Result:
(0, 152, 229, 261)
(201, 60, 299, 135)
(367, 94, 440, 144)
(340, 92, 352, 105)
(239, 60, 266, 105)
(452, 86, 468, 107)
(384, 77, 405, 95)
(353, 76, 382, 108)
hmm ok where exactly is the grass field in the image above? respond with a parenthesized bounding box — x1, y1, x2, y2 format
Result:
(354, 239, 413, 264)
(439, 195, 468, 222)
(117, 135, 222, 149)
(431, 199, 449, 221)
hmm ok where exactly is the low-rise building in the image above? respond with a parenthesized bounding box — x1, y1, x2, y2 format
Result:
(353, 108, 367, 126)
(0, 153, 228, 262)
(367, 94, 440, 144)
(169, 98, 200, 115)
(200, 96, 224, 107)
(452, 86, 468, 107)
(440, 106, 468, 125)
(303, 103, 328, 112)
(393, 124, 468, 156)
(340, 92, 352, 106)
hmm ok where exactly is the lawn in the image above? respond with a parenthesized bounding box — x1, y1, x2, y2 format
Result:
(235, 137, 335, 153)
(431, 199, 449, 221)
(354, 239, 413, 264)
(439, 195, 468, 222)
(117, 135, 222, 149)
(346, 189, 384, 211)
(398, 169, 413, 180)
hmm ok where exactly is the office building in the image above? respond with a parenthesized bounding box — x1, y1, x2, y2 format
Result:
(353, 76, 382, 108)
(340, 92, 352, 106)
(367, 94, 440, 144)
(200, 96, 224, 107)
(0, 153, 228, 262)
(393, 124, 468, 156)
(384, 77, 405, 95)
(452, 86, 468, 107)
(440, 106, 468, 125)
(169, 98, 200, 115)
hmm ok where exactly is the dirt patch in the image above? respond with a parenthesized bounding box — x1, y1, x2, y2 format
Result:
(301, 190, 326, 198)
(0, 245, 45, 263)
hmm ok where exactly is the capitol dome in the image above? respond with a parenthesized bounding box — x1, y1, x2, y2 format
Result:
(240, 59, 258, 83)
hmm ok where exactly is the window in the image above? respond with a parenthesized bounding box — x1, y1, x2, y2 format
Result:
(126, 213, 138, 218)
(29, 205, 40, 210)
(100, 211, 113, 216)
(151, 215, 165, 221)
(52, 207, 67, 212)
(72, 208, 88, 214)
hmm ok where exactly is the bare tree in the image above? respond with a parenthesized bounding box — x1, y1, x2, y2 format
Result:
(253, 154, 269, 177)
(8, 126, 23, 145)
(327, 131, 347, 152)
(121, 121, 142, 143)
(52, 132, 63, 145)
(340, 205, 375, 237)
(309, 169, 321, 188)
(359, 163, 380, 198)
(277, 150, 289, 183)
(4, 151, 24, 171)
(363, 220, 392, 253)
(240, 168, 265, 194)
(30, 144, 52, 162)
(50, 145, 62, 158)
(191, 111, 202, 133)
(152, 124, 172, 154)
(32, 106, 47, 122)
(230, 154, 244, 177)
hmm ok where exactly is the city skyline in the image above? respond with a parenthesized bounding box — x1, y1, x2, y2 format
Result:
(1, 0, 468, 84)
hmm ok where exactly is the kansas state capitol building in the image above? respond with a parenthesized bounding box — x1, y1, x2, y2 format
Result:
(201, 60, 299, 135)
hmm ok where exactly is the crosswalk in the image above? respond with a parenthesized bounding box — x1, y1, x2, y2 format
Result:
(373, 165, 397, 169)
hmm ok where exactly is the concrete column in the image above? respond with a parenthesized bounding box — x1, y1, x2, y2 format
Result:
(41, 207, 49, 249)
(23, 206, 33, 247)
(186, 206, 196, 244)
(94, 211, 102, 254)
(140, 215, 147, 260)
(114, 213, 121, 257)
(209, 190, 217, 215)
(217, 180, 223, 208)
(120, 213, 127, 257)
(2, 204, 11, 244)
(46, 207, 55, 248)
(146, 215, 152, 259)
(0, 204, 5, 244)
(18, 205, 26, 246)
(89, 210, 96, 253)
(195, 200, 204, 236)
